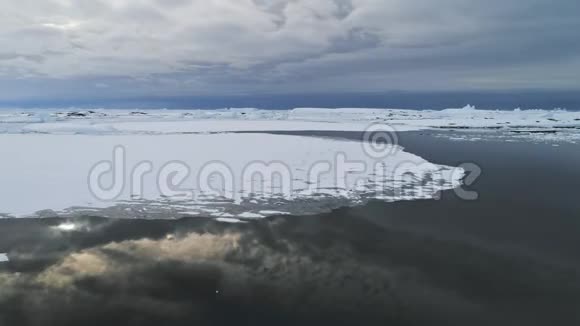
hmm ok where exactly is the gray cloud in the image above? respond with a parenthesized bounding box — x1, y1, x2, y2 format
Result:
(0, 0, 579, 101)
(0, 53, 45, 63)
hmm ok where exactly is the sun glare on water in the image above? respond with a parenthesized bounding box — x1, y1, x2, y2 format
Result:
(54, 222, 78, 232)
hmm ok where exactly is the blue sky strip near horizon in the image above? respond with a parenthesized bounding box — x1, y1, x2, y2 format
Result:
(1, 0, 579, 109)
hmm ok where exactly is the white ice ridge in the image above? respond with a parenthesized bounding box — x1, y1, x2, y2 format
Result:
(0, 253, 8, 263)
(0, 133, 464, 218)
(0, 106, 579, 135)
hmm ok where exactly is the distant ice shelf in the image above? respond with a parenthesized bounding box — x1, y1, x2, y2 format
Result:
(0, 106, 579, 137)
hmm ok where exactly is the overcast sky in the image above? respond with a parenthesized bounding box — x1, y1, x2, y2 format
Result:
(0, 0, 579, 105)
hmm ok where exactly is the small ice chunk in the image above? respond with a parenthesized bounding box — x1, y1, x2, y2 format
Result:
(259, 210, 291, 215)
(237, 212, 264, 219)
(216, 217, 247, 224)
(212, 213, 235, 218)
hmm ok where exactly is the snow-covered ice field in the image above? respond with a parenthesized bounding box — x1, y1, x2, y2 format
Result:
(0, 133, 463, 218)
(1, 106, 578, 219)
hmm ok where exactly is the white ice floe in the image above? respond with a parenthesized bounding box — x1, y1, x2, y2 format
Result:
(216, 217, 248, 224)
(237, 212, 266, 219)
(258, 210, 291, 215)
(0, 132, 463, 218)
(0, 253, 8, 263)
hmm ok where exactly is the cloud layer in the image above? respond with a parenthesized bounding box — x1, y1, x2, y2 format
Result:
(0, 0, 579, 101)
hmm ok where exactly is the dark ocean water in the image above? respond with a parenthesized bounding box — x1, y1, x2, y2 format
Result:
(1, 131, 579, 325)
